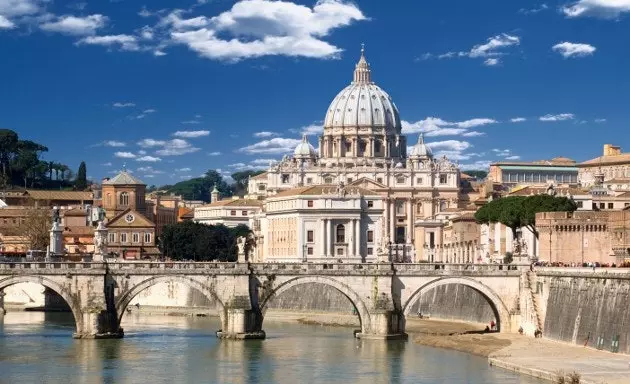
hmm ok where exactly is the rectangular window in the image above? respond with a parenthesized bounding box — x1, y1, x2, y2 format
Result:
(347, 178, 353, 183)
(132, 233, 140, 243)
(307, 230, 314, 243)
(625, 203, 630, 207)
(120, 233, 128, 243)
(337, 248, 344, 256)
(608, 203, 614, 209)
(231, 210, 236, 216)
(282, 174, 290, 183)
(306, 178, 313, 184)
(577, 201, 583, 208)
(377, 178, 383, 184)
(258, 184, 266, 191)
(242, 211, 247, 216)
(306, 247, 313, 255)
(108, 233, 116, 243)
(439, 174, 447, 184)
(367, 230, 374, 243)
(307, 200, 314, 207)
(416, 178, 423, 184)
(144, 233, 151, 243)
(593, 203, 597, 210)
(599, 203, 605, 209)
(367, 201, 374, 208)
(324, 177, 333, 184)
(396, 177, 405, 184)
(367, 248, 373, 255)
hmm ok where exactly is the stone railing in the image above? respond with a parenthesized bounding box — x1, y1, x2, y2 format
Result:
(393, 263, 528, 273)
(536, 267, 630, 279)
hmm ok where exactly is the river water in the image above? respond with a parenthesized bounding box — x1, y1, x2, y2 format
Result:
(0, 312, 542, 384)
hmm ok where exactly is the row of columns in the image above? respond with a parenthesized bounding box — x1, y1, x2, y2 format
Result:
(320, 135, 397, 158)
(426, 241, 481, 263)
(319, 218, 359, 258)
(384, 198, 416, 244)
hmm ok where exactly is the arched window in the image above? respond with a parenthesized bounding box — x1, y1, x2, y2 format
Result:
(374, 140, 382, 155)
(120, 192, 129, 206)
(336, 224, 345, 243)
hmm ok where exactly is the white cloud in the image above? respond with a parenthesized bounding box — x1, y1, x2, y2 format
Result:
(182, 120, 201, 124)
(0, 0, 43, 18)
(40, 14, 107, 36)
(539, 113, 575, 122)
(137, 166, 163, 174)
(519, 4, 549, 14)
(138, 150, 147, 155)
(426, 140, 471, 152)
(144, 174, 155, 178)
(238, 137, 301, 154)
(176, 167, 192, 172)
(595, 118, 607, 123)
(420, 33, 520, 66)
(492, 148, 515, 157)
(136, 155, 162, 162)
(484, 58, 500, 66)
(460, 160, 492, 171)
(134, 114, 146, 119)
(510, 117, 527, 123)
(462, 131, 485, 137)
(0, 15, 15, 28)
(208, 151, 222, 156)
(169, 0, 367, 61)
(113, 102, 135, 108)
(401, 117, 496, 136)
(143, 108, 156, 113)
(155, 139, 200, 156)
(137, 138, 166, 148)
(505, 155, 521, 160)
(563, 0, 630, 18)
(552, 42, 596, 58)
(173, 130, 210, 138)
(114, 151, 137, 159)
(77, 34, 140, 51)
(102, 162, 112, 167)
(254, 131, 278, 138)
(103, 140, 126, 147)
(138, 6, 152, 18)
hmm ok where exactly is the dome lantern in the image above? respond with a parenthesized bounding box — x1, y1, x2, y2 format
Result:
(410, 133, 433, 159)
(353, 43, 372, 84)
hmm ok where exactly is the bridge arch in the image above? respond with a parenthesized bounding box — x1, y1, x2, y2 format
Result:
(115, 275, 226, 328)
(402, 277, 511, 332)
(259, 276, 371, 335)
(0, 275, 83, 332)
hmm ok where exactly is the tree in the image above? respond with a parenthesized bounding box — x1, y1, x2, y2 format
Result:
(0, 129, 18, 187)
(16, 207, 52, 251)
(475, 194, 578, 239)
(521, 194, 577, 238)
(503, 252, 513, 264)
(75, 161, 88, 190)
(231, 170, 264, 196)
(464, 170, 488, 180)
(159, 221, 240, 261)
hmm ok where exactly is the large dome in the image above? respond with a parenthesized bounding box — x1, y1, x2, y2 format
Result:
(323, 47, 402, 133)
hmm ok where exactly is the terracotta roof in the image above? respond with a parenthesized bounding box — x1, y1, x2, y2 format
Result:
(0, 208, 29, 217)
(103, 170, 145, 185)
(25, 190, 93, 201)
(452, 212, 476, 222)
(252, 172, 268, 180)
(200, 198, 264, 208)
(492, 158, 577, 167)
(63, 226, 95, 237)
(272, 185, 379, 198)
(460, 173, 473, 179)
(178, 207, 192, 217)
(604, 178, 630, 184)
(580, 154, 630, 166)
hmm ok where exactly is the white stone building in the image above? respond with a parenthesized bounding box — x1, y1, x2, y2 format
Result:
(194, 48, 462, 262)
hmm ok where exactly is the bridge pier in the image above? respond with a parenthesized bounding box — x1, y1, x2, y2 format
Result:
(72, 274, 123, 339)
(356, 310, 407, 340)
(0, 289, 5, 316)
(217, 295, 265, 340)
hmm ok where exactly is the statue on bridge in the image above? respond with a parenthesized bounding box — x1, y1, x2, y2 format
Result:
(237, 236, 247, 263)
(93, 221, 108, 262)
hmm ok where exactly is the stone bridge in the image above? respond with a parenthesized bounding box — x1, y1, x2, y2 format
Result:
(0, 262, 527, 340)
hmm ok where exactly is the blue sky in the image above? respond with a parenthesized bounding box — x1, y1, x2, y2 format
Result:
(1, 0, 629, 186)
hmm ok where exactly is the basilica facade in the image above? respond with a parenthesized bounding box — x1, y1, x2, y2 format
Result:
(199, 48, 462, 262)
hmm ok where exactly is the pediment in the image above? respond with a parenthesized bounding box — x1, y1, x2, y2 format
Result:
(107, 208, 155, 228)
(348, 177, 387, 190)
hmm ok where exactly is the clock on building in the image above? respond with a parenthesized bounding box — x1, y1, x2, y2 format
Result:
(125, 213, 135, 223)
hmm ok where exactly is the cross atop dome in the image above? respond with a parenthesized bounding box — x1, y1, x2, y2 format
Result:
(353, 44, 372, 84)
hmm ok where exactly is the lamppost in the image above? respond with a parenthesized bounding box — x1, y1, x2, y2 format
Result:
(302, 244, 307, 263)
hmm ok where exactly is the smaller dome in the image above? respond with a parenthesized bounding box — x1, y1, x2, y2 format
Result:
(410, 133, 432, 159)
(294, 134, 317, 158)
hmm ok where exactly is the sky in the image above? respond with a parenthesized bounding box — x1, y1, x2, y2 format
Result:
(1, 0, 630, 186)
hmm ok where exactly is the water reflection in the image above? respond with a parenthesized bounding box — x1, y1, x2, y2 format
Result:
(0, 312, 542, 384)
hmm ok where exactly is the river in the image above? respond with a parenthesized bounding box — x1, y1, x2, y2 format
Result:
(0, 312, 542, 384)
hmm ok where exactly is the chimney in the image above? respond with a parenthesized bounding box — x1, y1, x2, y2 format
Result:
(603, 144, 621, 157)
